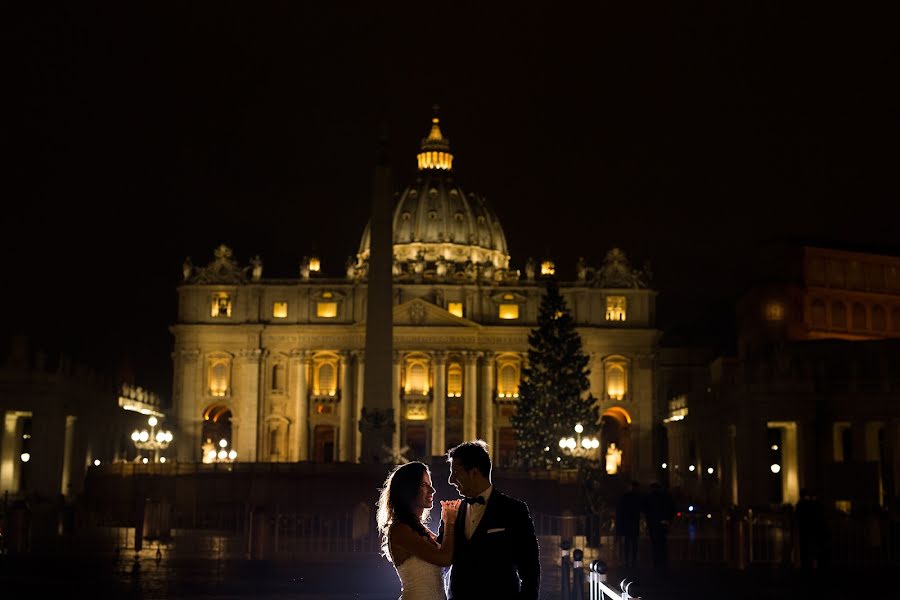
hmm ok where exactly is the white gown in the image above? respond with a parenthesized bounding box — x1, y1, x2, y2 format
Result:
(394, 555, 447, 600)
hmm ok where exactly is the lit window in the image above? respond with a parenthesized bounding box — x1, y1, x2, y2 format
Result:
(605, 360, 627, 401)
(606, 296, 626, 321)
(764, 301, 784, 321)
(316, 362, 336, 395)
(448, 302, 463, 318)
(447, 364, 463, 397)
(406, 362, 429, 394)
(499, 304, 519, 319)
(497, 363, 519, 397)
(541, 261, 555, 276)
(317, 302, 338, 318)
(273, 302, 288, 318)
(209, 360, 230, 397)
(308, 257, 321, 272)
(211, 293, 232, 317)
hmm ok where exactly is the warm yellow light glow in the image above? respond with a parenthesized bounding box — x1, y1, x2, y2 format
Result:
(211, 292, 232, 317)
(541, 261, 555, 275)
(218, 450, 227, 460)
(606, 364, 626, 400)
(606, 296, 627, 322)
(417, 150, 453, 170)
(308, 257, 321, 272)
(574, 423, 584, 434)
(448, 302, 463, 318)
(148, 416, 158, 427)
(21, 452, 30, 463)
(273, 302, 288, 318)
(209, 361, 229, 397)
(228, 450, 237, 460)
(131, 431, 140, 442)
(139, 431, 149, 443)
(142, 457, 149, 464)
(159, 457, 166, 463)
(219, 439, 228, 448)
(770, 463, 781, 474)
(764, 301, 784, 321)
(94, 459, 101, 466)
(406, 405, 428, 420)
(499, 304, 519, 319)
(498, 363, 520, 397)
(317, 302, 338, 318)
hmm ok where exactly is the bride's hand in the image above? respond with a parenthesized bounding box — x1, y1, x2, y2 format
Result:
(440, 499, 461, 525)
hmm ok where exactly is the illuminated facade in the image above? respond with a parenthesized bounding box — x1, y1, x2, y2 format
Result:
(171, 117, 660, 478)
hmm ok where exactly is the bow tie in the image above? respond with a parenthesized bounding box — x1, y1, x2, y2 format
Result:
(464, 495, 485, 505)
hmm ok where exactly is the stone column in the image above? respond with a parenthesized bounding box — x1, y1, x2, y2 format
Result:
(290, 350, 310, 461)
(464, 352, 479, 441)
(353, 352, 365, 462)
(0, 412, 22, 493)
(175, 348, 201, 462)
(235, 349, 261, 462)
(393, 352, 403, 457)
(480, 352, 495, 448)
(431, 352, 447, 457)
(338, 352, 352, 461)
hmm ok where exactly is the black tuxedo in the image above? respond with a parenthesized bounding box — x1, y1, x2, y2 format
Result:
(438, 488, 540, 600)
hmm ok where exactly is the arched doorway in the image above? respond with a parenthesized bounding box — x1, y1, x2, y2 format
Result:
(600, 407, 632, 475)
(202, 404, 233, 462)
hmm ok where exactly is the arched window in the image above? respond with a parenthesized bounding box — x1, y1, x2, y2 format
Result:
(605, 357, 629, 401)
(851, 303, 867, 330)
(316, 363, 335, 395)
(447, 363, 463, 397)
(498, 363, 519, 397)
(408, 362, 428, 394)
(872, 305, 886, 331)
(209, 358, 230, 397)
(831, 301, 847, 328)
(810, 299, 826, 327)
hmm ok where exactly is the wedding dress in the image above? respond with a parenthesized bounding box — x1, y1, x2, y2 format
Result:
(394, 554, 447, 600)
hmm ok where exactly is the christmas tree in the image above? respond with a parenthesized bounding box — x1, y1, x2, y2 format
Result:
(511, 278, 599, 469)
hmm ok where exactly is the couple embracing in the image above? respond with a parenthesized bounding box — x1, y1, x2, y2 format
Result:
(376, 440, 541, 600)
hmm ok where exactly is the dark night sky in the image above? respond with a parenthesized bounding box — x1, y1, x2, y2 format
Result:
(2, 3, 897, 398)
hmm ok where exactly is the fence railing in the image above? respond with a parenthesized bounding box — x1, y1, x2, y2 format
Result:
(533, 509, 900, 569)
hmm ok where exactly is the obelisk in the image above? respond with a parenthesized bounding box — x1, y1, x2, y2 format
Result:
(359, 132, 395, 463)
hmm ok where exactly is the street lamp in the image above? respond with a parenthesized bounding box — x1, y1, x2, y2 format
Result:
(131, 416, 173, 463)
(204, 438, 237, 463)
(558, 423, 600, 459)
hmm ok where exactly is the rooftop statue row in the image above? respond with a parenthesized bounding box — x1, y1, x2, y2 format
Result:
(181, 245, 651, 289)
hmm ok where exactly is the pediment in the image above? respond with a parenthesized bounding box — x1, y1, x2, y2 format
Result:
(392, 298, 480, 327)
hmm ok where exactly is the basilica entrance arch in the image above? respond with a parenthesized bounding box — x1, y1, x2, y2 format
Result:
(601, 407, 632, 475)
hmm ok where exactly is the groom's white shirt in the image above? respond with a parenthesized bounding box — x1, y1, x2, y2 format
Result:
(464, 485, 493, 540)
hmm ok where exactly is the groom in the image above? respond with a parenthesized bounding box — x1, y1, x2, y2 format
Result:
(438, 440, 540, 600)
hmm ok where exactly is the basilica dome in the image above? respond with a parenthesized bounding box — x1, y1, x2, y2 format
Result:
(357, 117, 510, 271)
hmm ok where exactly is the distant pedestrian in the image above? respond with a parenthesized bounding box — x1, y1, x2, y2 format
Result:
(616, 481, 642, 568)
(644, 482, 675, 569)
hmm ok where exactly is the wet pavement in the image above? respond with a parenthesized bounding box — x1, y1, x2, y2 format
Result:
(0, 548, 895, 599)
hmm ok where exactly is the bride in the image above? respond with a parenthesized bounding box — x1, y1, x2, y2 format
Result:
(376, 461, 461, 600)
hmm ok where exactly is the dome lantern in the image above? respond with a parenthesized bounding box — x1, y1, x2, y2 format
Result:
(416, 108, 453, 171)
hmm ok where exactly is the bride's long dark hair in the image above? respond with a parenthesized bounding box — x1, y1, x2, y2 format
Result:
(376, 461, 432, 561)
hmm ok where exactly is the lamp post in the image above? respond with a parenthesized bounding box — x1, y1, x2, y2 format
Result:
(204, 438, 237, 463)
(131, 416, 173, 463)
(558, 423, 600, 459)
